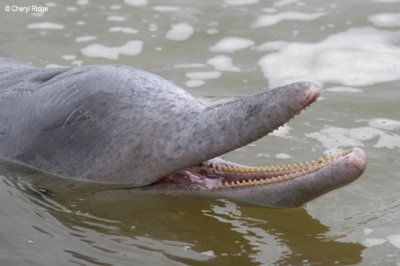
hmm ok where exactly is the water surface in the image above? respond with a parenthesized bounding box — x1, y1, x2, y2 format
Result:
(1, 0, 400, 264)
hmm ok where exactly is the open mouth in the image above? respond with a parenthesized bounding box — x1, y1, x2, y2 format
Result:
(145, 83, 366, 208)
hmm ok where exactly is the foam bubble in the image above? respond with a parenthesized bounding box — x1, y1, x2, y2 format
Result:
(124, 0, 147, 6)
(258, 27, 400, 87)
(362, 238, 386, 247)
(252, 12, 326, 27)
(66, 6, 78, 12)
(325, 87, 363, 93)
(306, 126, 400, 150)
(369, 13, 400, 27)
(271, 124, 292, 138)
(364, 228, 374, 235)
(186, 71, 221, 80)
(255, 41, 287, 52)
(276, 153, 291, 159)
(388, 235, 400, 249)
(76, 0, 89, 5)
(166, 23, 194, 41)
(186, 80, 205, 87)
(274, 0, 300, 7)
(153, 6, 182, 12)
(109, 27, 138, 34)
(368, 118, 400, 131)
(81, 40, 143, 60)
(27, 22, 64, 30)
(61, 55, 77, 61)
(210, 37, 254, 53)
(200, 250, 216, 257)
(174, 63, 206, 68)
(107, 16, 126, 22)
(207, 55, 241, 72)
(75, 35, 97, 42)
(224, 0, 258, 6)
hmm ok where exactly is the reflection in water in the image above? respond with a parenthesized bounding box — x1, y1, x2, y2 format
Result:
(0, 164, 363, 265)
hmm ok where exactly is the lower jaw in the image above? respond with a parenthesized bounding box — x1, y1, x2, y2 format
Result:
(146, 148, 366, 208)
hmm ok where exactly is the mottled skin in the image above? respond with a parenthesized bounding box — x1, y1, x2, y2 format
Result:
(0, 57, 366, 208)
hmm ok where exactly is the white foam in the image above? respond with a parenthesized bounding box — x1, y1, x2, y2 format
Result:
(207, 28, 219, 35)
(388, 235, 400, 249)
(368, 118, 400, 131)
(258, 27, 400, 87)
(61, 55, 77, 61)
(271, 124, 292, 138)
(174, 63, 206, 68)
(27, 22, 64, 30)
(207, 55, 241, 72)
(109, 27, 138, 34)
(153, 6, 182, 12)
(210, 37, 254, 53)
(45, 64, 64, 68)
(255, 41, 287, 52)
(107, 16, 126, 22)
(81, 40, 143, 60)
(252, 12, 326, 27)
(186, 71, 221, 80)
(166, 23, 194, 41)
(325, 87, 363, 93)
(75, 35, 97, 42)
(276, 153, 291, 159)
(369, 13, 400, 27)
(224, 0, 258, 6)
(186, 80, 205, 87)
(66, 6, 78, 12)
(124, 0, 147, 6)
(76, 0, 89, 5)
(110, 5, 121, 10)
(306, 126, 400, 150)
(362, 238, 386, 247)
(364, 228, 374, 235)
(200, 250, 216, 257)
(274, 0, 300, 7)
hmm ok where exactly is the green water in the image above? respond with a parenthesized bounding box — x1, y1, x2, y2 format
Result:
(1, 0, 400, 264)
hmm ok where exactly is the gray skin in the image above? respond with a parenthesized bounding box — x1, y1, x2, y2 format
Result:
(0, 57, 366, 208)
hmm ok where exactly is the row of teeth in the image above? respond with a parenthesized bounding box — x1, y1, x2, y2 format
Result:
(204, 150, 349, 190)
(202, 150, 349, 174)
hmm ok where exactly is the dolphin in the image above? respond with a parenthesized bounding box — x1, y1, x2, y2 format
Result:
(0, 57, 366, 208)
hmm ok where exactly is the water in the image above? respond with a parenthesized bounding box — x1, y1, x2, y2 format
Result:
(1, 0, 400, 264)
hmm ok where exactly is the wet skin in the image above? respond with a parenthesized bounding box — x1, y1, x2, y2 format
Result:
(0, 57, 366, 208)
